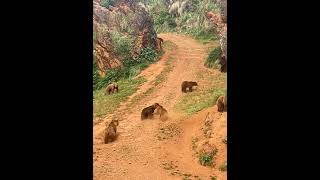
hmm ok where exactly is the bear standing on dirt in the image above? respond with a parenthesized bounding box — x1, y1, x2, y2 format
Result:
(141, 103, 160, 120)
(154, 104, 168, 121)
(105, 83, 119, 95)
(104, 119, 119, 144)
(156, 37, 164, 52)
(216, 95, 227, 112)
(181, 81, 198, 93)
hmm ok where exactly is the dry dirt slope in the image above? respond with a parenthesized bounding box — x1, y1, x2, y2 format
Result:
(93, 33, 227, 180)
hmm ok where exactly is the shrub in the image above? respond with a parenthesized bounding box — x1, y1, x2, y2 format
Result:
(149, 1, 177, 32)
(93, 57, 101, 90)
(100, 0, 115, 8)
(154, 11, 177, 32)
(94, 68, 123, 90)
(93, 32, 97, 41)
(199, 148, 218, 167)
(110, 31, 134, 60)
(205, 46, 222, 68)
(93, 47, 160, 91)
(194, 27, 217, 41)
(137, 47, 158, 63)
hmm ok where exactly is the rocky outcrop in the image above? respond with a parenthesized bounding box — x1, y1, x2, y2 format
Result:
(129, 3, 158, 59)
(206, 0, 227, 72)
(93, 2, 121, 77)
(93, 0, 159, 77)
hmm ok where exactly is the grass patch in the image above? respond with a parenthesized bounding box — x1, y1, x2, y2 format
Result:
(154, 41, 177, 86)
(180, 21, 219, 42)
(175, 72, 226, 115)
(94, 41, 176, 115)
(199, 148, 218, 167)
(94, 47, 161, 90)
(154, 56, 175, 86)
(93, 77, 146, 119)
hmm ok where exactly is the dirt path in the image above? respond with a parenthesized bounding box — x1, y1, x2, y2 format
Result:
(93, 33, 227, 180)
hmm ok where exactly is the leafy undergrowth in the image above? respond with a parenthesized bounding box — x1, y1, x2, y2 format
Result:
(199, 148, 218, 167)
(93, 77, 146, 119)
(205, 46, 222, 68)
(175, 73, 226, 115)
(94, 47, 161, 90)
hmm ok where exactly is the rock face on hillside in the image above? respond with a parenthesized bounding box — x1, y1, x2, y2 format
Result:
(207, 0, 227, 72)
(93, 0, 159, 77)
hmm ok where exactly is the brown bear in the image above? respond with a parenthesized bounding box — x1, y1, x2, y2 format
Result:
(104, 119, 119, 144)
(154, 104, 168, 121)
(181, 81, 198, 93)
(216, 95, 227, 112)
(141, 103, 160, 120)
(156, 37, 164, 52)
(105, 83, 119, 95)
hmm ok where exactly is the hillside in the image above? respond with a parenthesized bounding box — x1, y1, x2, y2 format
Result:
(93, 0, 227, 179)
(94, 34, 227, 180)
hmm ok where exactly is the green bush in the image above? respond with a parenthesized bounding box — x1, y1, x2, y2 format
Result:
(205, 46, 222, 68)
(94, 68, 123, 90)
(93, 47, 160, 91)
(149, 1, 176, 32)
(100, 0, 115, 8)
(206, 1, 221, 13)
(110, 31, 134, 60)
(93, 57, 101, 90)
(194, 28, 217, 41)
(137, 47, 158, 63)
(199, 148, 218, 167)
(154, 11, 177, 32)
(93, 32, 97, 41)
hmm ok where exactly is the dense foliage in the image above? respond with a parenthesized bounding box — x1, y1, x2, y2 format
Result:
(205, 46, 222, 68)
(148, 0, 219, 40)
(100, 0, 115, 8)
(93, 47, 160, 90)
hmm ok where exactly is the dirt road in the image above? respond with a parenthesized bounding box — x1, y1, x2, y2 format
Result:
(93, 33, 227, 180)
